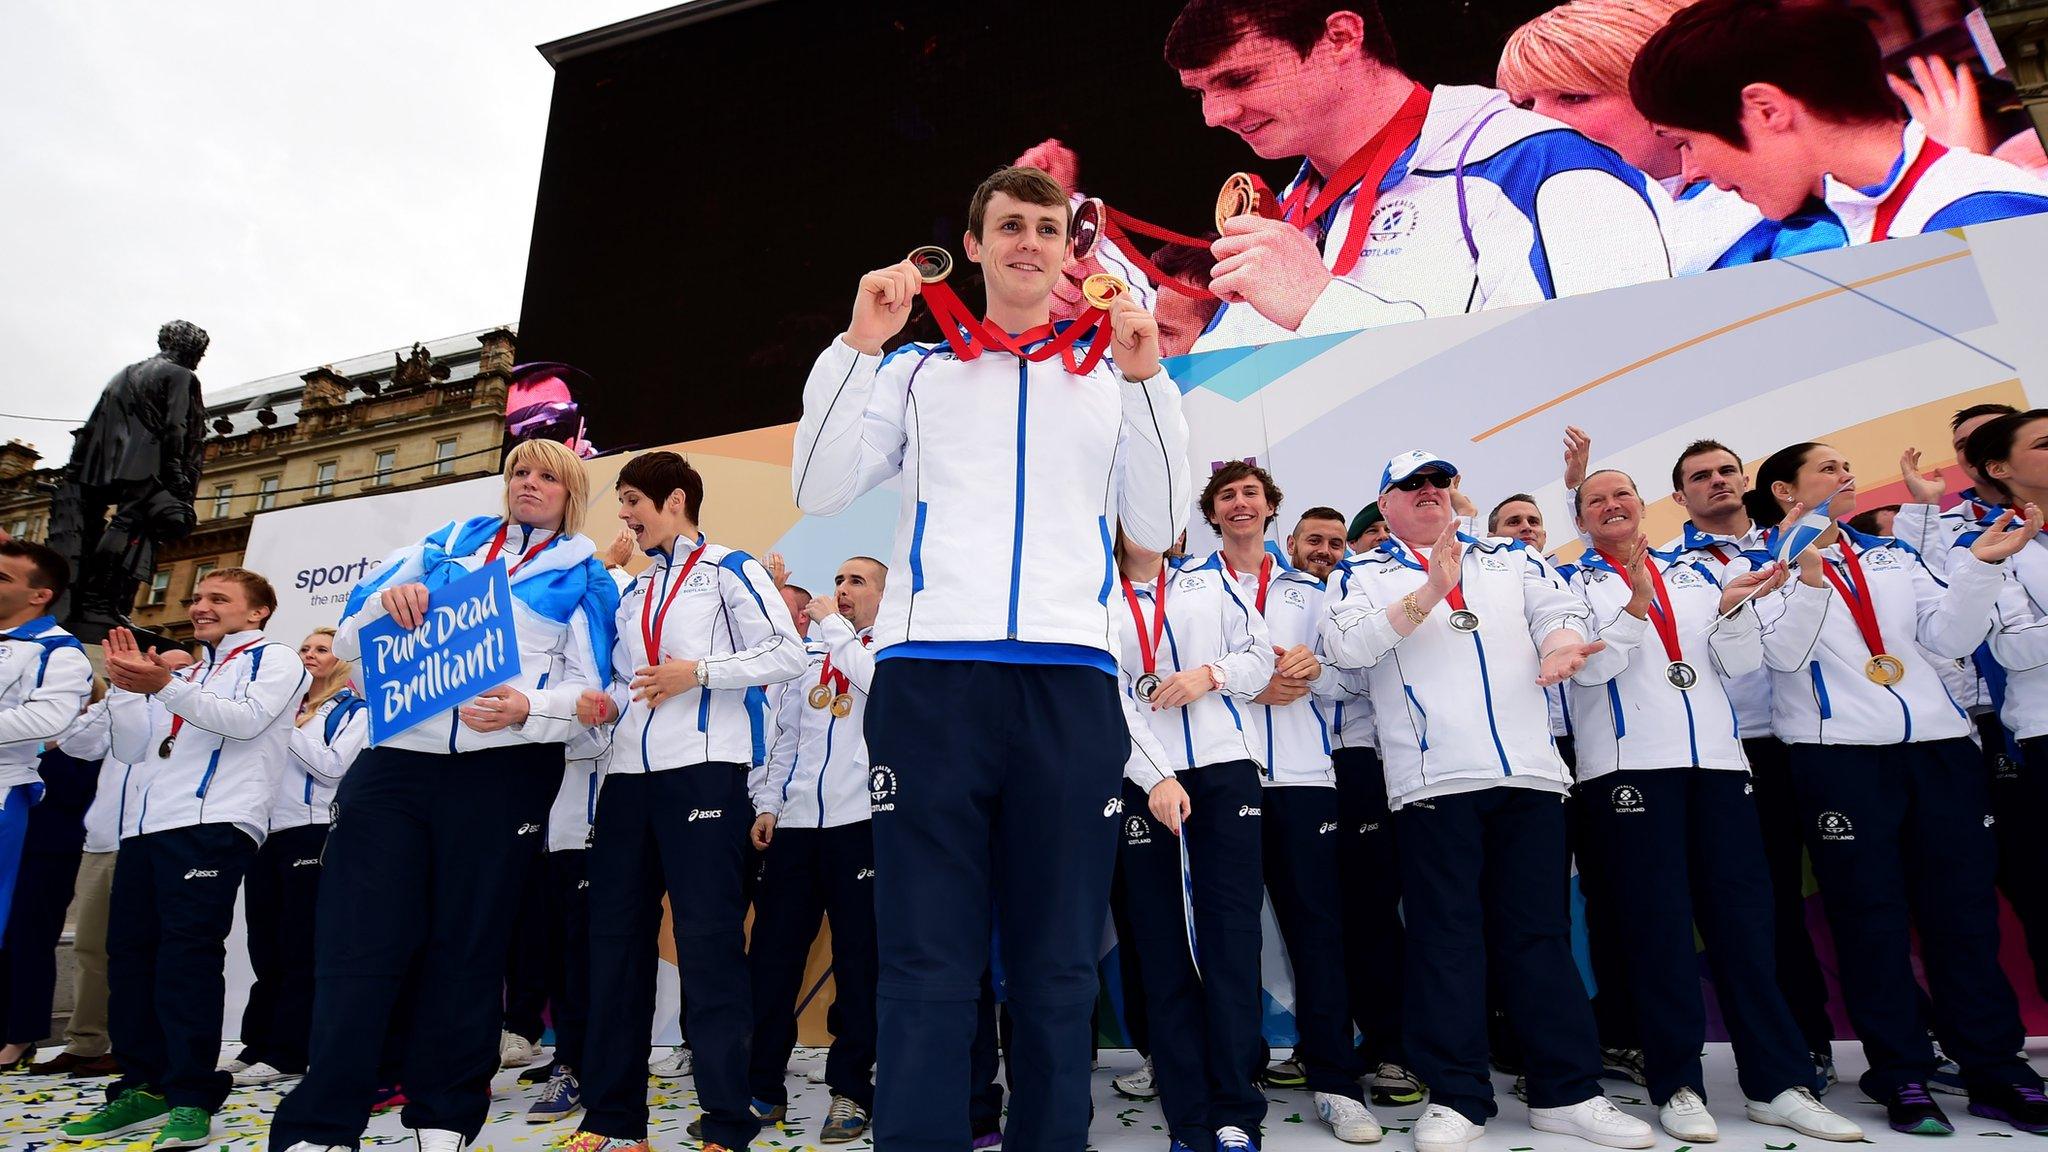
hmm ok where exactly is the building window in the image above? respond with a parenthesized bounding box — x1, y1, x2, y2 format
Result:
(258, 475, 280, 511)
(373, 448, 397, 486)
(188, 562, 216, 602)
(212, 484, 234, 520)
(316, 461, 337, 497)
(434, 438, 458, 476)
(146, 569, 170, 606)
(5, 519, 24, 539)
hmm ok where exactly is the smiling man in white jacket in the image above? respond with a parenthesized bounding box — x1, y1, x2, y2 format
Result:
(1323, 451, 1650, 1152)
(792, 164, 1189, 1152)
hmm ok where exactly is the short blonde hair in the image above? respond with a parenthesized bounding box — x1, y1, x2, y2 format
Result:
(502, 439, 591, 537)
(1498, 0, 1691, 100)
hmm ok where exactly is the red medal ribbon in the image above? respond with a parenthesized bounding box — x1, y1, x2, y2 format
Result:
(1121, 565, 1170, 676)
(1597, 549, 1683, 664)
(917, 281, 1113, 371)
(1705, 544, 1734, 566)
(1870, 136, 1948, 243)
(1818, 537, 1891, 664)
(484, 521, 563, 576)
(1223, 553, 1274, 614)
(640, 540, 709, 667)
(1093, 84, 1431, 298)
(1410, 546, 1467, 614)
(1102, 208, 1224, 299)
(1278, 83, 1432, 277)
(165, 638, 266, 746)
(817, 653, 849, 696)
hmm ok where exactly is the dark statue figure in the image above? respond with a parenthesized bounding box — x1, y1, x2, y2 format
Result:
(46, 320, 210, 642)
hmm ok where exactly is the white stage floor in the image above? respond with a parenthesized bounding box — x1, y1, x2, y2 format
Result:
(10, 1043, 2048, 1150)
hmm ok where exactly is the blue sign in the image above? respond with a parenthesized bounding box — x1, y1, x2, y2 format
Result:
(359, 561, 522, 745)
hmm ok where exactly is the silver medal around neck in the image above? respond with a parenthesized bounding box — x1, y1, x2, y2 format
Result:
(1135, 672, 1163, 702)
(1666, 661, 1699, 691)
(1448, 609, 1480, 633)
(158, 736, 176, 759)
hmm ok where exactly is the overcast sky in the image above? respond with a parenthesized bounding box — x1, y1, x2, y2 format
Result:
(0, 0, 665, 461)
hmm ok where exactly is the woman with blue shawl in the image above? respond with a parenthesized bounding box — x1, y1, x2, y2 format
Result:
(271, 438, 620, 1152)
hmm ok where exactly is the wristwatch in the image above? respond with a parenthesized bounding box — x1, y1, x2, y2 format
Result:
(1206, 663, 1227, 691)
(694, 662, 710, 689)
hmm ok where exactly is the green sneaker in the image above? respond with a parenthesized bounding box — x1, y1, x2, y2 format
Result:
(152, 1106, 215, 1149)
(59, 1088, 171, 1141)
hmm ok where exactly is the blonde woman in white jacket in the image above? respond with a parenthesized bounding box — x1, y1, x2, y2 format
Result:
(1562, 470, 1856, 1143)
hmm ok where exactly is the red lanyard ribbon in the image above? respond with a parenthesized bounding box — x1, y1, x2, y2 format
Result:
(1870, 136, 1948, 243)
(1597, 549, 1683, 664)
(1224, 553, 1274, 614)
(918, 281, 1113, 372)
(166, 639, 265, 745)
(1410, 546, 1466, 613)
(484, 521, 562, 576)
(1278, 83, 1432, 277)
(817, 653, 848, 695)
(640, 540, 708, 666)
(1121, 566, 1170, 675)
(1819, 539, 1890, 661)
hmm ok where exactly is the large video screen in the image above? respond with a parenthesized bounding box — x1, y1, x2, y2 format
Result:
(516, 0, 2048, 454)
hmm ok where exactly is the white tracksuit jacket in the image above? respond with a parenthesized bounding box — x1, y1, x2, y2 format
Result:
(793, 332, 1190, 666)
(1323, 535, 1627, 808)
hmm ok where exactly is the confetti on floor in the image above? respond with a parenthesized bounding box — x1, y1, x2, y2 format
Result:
(8, 1043, 2048, 1150)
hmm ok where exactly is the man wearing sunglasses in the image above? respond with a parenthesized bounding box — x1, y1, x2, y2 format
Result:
(1323, 452, 1651, 1152)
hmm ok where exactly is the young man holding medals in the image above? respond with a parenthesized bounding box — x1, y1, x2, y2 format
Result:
(562, 451, 806, 1152)
(1746, 442, 2048, 1136)
(1114, 521, 1274, 1152)
(1323, 451, 1652, 1152)
(1163, 0, 1670, 352)
(1201, 466, 1381, 1140)
(1560, 471, 1862, 1144)
(744, 557, 887, 1144)
(63, 569, 305, 1150)
(792, 165, 1190, 1152)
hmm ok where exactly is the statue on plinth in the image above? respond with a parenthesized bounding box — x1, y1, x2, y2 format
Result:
(46, 320, 209, 642)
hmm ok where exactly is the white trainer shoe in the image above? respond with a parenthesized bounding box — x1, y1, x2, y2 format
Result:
(500, 1031, 543, 1069)
(1316, 1092, 1385, 1143)
(282, 1144, 350, 1152)
(1115, 1058, 1158, 1101)
(648, 1046, 693, 1079)
(232, 1061, 296, 1087)
(218, 1057, 249, 1074)
(1412, 1104, 1482, 1152)
(1746, 1086, 1865, 1142)
(412, 1130, 465, 1152)
(1529, 1095, 1656, 1149)
(1659, 1087, 1719, 1142)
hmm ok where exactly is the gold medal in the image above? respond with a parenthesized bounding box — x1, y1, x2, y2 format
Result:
(1081, 273, 1127, 310)
(830, 693, 854, 718)
(1865, 653, 1906, 686)
(807, 683, 834, 710)
(1216, 172, 1262, 232)
(907, 245, 953, 284)
(157, 736, 176, 759)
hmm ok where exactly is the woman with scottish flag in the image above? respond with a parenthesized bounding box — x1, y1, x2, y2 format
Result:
(269, 438, 620, 1152)
(1747, 441, 2046, 1139)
